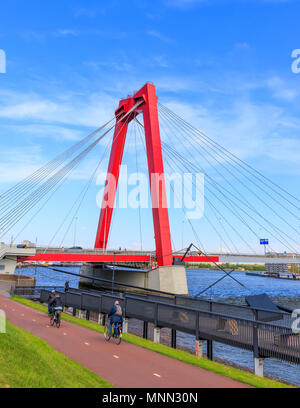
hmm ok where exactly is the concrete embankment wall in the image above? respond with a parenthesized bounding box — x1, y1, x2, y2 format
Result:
(0, 274, 36, 294)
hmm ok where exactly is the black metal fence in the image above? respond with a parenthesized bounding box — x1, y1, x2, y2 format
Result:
(36, 287, 300, 365)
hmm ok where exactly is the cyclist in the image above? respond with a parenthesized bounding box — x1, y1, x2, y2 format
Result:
(47, 290, 56, 315)
(49, 293, 63, 317)
(64, 281, 70, 292)
(108, 300, 123, 335)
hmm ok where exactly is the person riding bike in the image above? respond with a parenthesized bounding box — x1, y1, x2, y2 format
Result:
(47, 290, 56, 314)
(49, 293, 63, 317)
(108, 300, 123, 335)
(64, 281, 70, 292)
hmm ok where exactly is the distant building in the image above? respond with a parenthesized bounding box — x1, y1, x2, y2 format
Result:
(21, 240, 36, 248)
(265, 263, 288, 275)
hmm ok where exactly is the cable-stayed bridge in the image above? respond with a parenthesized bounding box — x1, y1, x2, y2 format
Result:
(0, 83, 298, 293)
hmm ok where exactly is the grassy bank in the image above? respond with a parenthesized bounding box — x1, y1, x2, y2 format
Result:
(0, 318, 113, 388)
(12, 296, 294, 388)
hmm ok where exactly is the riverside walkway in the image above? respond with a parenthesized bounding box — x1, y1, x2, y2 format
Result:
(0, 295, 249, 388)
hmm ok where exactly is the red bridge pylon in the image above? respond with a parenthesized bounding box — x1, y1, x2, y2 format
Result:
(94, 83, 173, 266)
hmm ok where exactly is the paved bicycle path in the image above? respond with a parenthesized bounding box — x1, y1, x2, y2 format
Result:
(0, 295, 250, 388)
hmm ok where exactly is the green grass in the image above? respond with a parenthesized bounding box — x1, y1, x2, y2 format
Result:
(12, 296, 295, 389)
(0, 318, 113, 388)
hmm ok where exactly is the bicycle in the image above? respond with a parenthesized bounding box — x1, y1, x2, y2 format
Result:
(104, 321, 122, 345)
(50, 309, 62, 328)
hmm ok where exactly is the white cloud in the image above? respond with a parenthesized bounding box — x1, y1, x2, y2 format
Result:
(74, 8, 98, 18)
(54, 29, 80, 37)
(85, 60, 133, 72)
(0, 90, 116, 128)
(152, 56, 169, 68)
(155, 76, 204, 92)
(6, 124, 84, 142)
(147, 30, 171, 42)
(160, 98, 300, 172)
(163, 0, 206, 7)
(0, 145, 44, 183)
(267, 76, 298, 101)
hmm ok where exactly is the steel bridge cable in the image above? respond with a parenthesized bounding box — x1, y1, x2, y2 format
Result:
(191, 243, 251, 295)
(159, 103, 300, 210)
(157, 117, 239, 254)
(134, 117, 179, 253)
(135, 117, 225, 255)
(159, 104, 300, 220)
(98, 101, 143, 251)
(162, 138, 299, 253)
(0, 102, 143, 239)
(158, 104, 299, 223)
(133, 120, 144, 252)
(0, 132, 112, 238)
(47, 132, 114, 250)
(158, 109, 300, 251)
(162, 141, 268, 254)
(134, 117, 178, 253)
(0, 119, 116, 216)
(162, 141, 255, 254)
(158, 114, 249, 255)
(161, 142, 247, 290)
(157, 115, 260, 254)
(12, 169, 74, 243)
(157, 110, 299, 251)
(59, 111, 133, 250)
(159, 110, 300, 245)
(135, 116, 239, 254)
(98, 111, 135, 250)
(48, 106, 135, 249)
(0, 126, 117, 234)
(0, 111, 134, 233)
(158, 107, 300, 239)
(13, 128, 118, 243)
(162, 141, 298, 254)
(133, 119, 249, 293)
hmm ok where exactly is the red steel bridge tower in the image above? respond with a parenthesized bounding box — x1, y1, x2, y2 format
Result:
(94, 83, 173, 267)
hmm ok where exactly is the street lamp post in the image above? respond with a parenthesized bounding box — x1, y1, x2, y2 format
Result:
(73, 217, 78, 247)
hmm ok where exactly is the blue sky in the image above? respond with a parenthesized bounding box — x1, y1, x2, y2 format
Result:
(0, 0, 299, 253)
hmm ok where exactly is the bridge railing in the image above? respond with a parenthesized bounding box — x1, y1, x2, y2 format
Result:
(38, 288, 300, 365)
(37, 284, 293, 329)
(122, 291, 292, 329)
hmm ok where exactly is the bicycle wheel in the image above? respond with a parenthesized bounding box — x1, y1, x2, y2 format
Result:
(56, 314, 61, 328)
(104, 325, 111, 342)
(113, 333, 122, 345)
(50, 315, 55, 326)
(113, 326, 122, 345)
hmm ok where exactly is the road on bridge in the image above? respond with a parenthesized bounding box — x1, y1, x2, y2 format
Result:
(0, 295, 250, 388)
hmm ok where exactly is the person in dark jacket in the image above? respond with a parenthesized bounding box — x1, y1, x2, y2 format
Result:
(49, 294, 63, 316)
(108, 300, 123, 334)
(64, 281, 70, 292)
(47, 290, 56, 314)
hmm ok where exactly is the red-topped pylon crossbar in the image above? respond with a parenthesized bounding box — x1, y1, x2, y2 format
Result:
(94, 83, 173, 266)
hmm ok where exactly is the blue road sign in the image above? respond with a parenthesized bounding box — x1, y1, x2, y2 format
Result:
(260, 239, 269, 245)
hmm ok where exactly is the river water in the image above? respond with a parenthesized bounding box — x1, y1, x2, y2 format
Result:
(18, 266, 300, 386)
